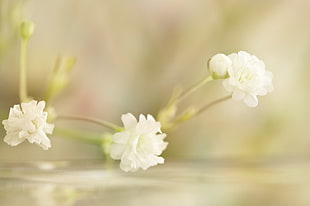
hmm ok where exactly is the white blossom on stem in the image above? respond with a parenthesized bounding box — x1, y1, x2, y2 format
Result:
(110, 113, 168, 172)
(223, 51, 274, 107)
(2, 100, 54, 150)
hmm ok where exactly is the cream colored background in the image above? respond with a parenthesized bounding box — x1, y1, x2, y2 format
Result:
(0, 0, 310, 161)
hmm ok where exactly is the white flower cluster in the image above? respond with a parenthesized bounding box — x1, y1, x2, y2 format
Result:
(209, 51, 274, 107)
(1, 50, 274, 173)
(2, 100, 54, 150)
(110, 113, 168, 172)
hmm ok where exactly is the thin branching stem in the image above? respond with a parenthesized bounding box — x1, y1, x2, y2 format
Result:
(195, 95, 231, 116)
(175, 75, 213, 104)
(56, 115, 123, 132)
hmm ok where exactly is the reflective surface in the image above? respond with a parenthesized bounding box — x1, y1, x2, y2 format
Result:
(1, 159, 310, 206)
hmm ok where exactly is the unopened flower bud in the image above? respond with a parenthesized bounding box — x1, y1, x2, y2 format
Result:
(20, 21, 35, 40)
(208, 53, 231, 79)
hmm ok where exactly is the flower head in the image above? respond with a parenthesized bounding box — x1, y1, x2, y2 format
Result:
(2, 100, 54, 150)
(110, 113, 168, 172)
(208, 53, 231, 79)
(223, 51, 273, 107)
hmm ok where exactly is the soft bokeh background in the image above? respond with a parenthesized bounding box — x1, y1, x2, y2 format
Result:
(1, 0, 310, 162)
(2, 1, 310, 205)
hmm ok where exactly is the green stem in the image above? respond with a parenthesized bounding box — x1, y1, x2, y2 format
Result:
(174, 95, 231, 125)
(195, 95, 231, 117)
(53, 127, 104, 145)
(56, 115, 123, 132)
(176, 75, 213, 104)
(19, 39, 28, 102)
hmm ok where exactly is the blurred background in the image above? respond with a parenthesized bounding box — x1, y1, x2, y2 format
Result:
(2, 1, 310, 206)
(0, 0, 310, 162)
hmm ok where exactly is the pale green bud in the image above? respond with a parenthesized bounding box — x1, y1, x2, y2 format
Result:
(177, 107, 196, 122)
(101, 133, 113, 157)
(20, 21, 35, 40)
(45, 56, 76, 103)
(46, 106, 57, 122)
(157, 86, 182, 130)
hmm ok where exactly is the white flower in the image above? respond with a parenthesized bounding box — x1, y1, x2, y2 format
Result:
(223, 51, 274, 107)
(208, 53, 231, 79)
(2, 100, 54, 150)
(110, 113, 168, 172)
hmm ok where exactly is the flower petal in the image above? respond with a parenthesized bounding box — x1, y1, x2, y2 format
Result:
(112, 132, 129, 144)
(137, 114, 161, 134)
(232, 90, 245, 100)
(44, 123, 54, 134)
(4, 134, 26, 146)
(110, 113, 168, 172)
(2, 100, 53, 150)
(222, 51, 273, 107)
(244, 95, 258, 107)
(121, 113, 137, 130)
(110, 143, 125, 160)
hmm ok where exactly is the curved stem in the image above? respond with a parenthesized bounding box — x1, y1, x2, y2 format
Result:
(172, 95, 231, 126)
(19, 39, 28, 102)
(56, 115, 123, 132)
(195, 95, 231, 116)
(176, 75, 213, 104)
(53, 127, 104, 145)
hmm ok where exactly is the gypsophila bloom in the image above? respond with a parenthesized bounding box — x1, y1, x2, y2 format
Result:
(110, 113, 168, 172)
(223, 51, 273, 107)
(208, 53, 231, 79)
(2, 100, 54, 150)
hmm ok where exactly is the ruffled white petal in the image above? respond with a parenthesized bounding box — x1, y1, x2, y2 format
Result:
(137, 115, 161, 134)
(112, 132, 129, 144)
(244, 95, 258, 107)
(44, 123, 54, 135)
(4, 133, 26, 146)
(222, 51, 273, 107)
(2, 100, 54, 150)
(121, 113, 137, 130)
(232, 90, 246, 101)
(110, 143, 125, 159)
(110, 113, 167, 172)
